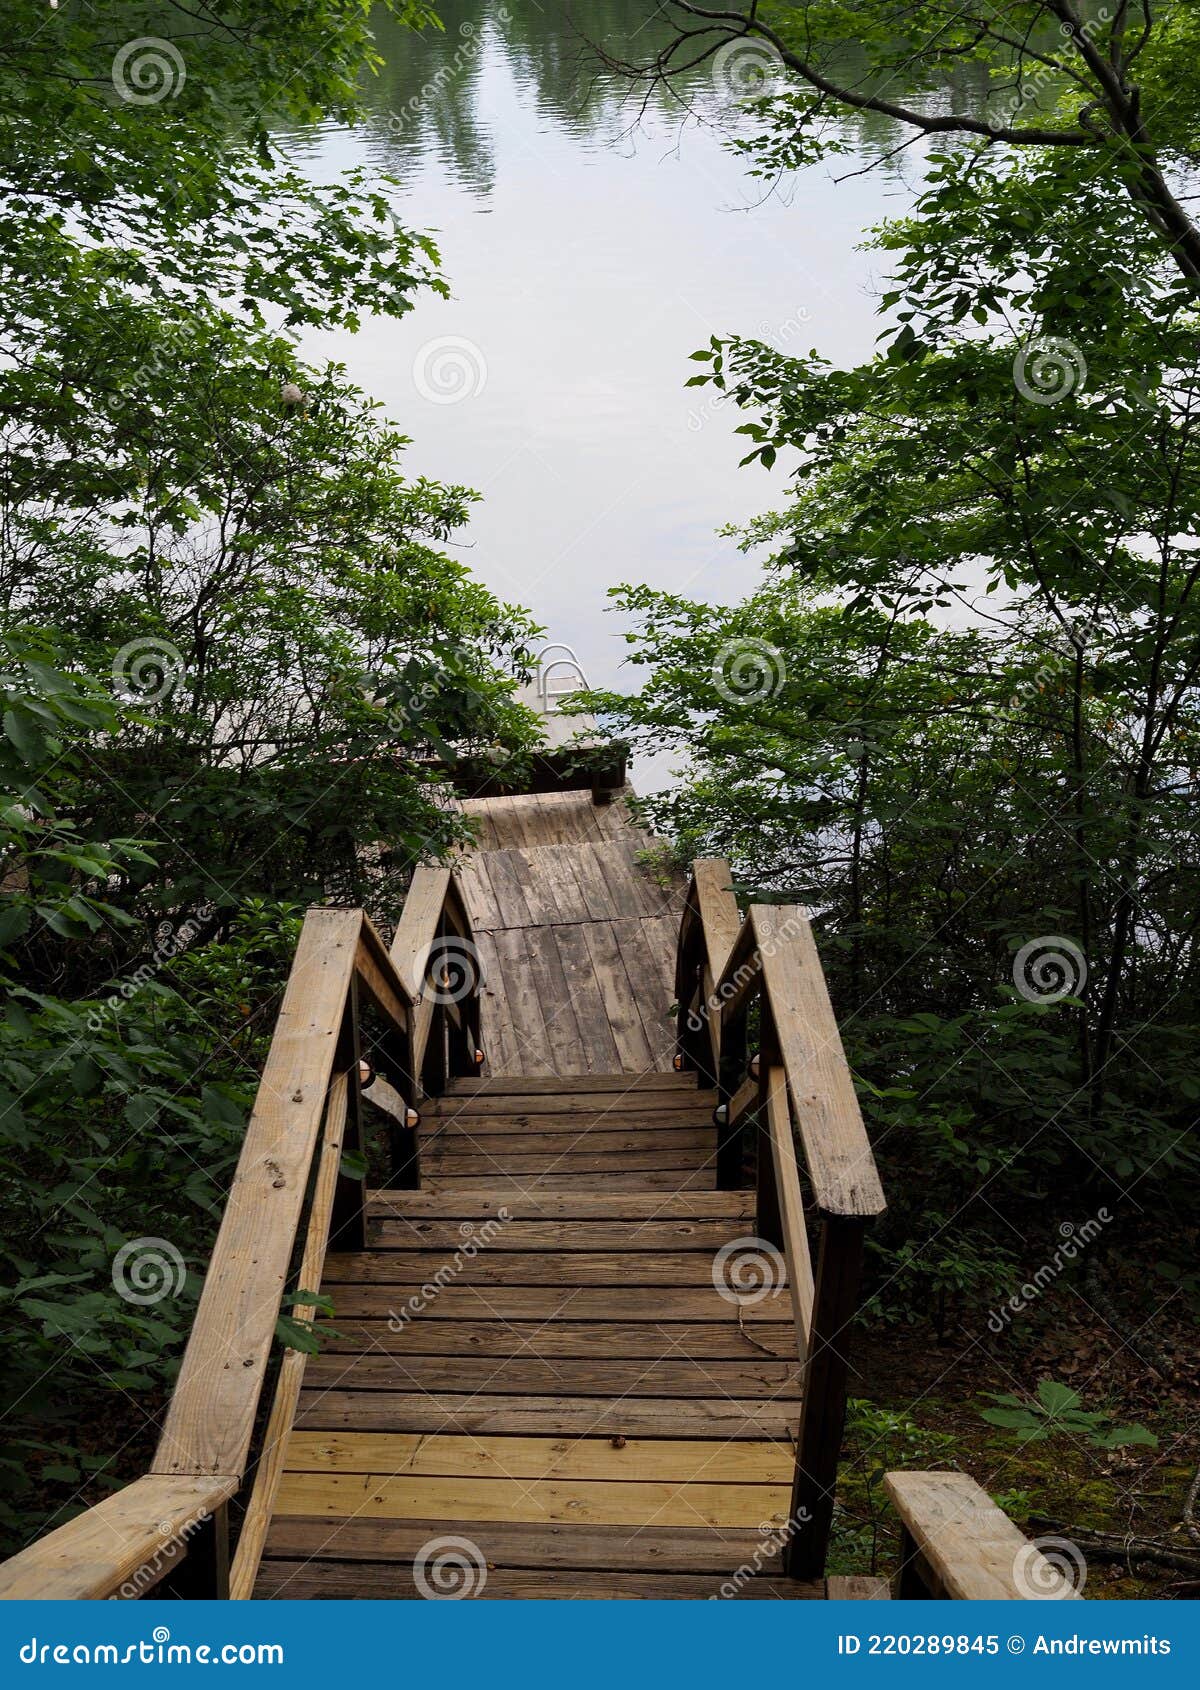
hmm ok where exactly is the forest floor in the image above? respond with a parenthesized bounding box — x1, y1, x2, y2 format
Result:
(842, 1275, 1199, 1599)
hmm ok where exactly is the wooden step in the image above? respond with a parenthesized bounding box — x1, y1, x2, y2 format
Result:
(254, 1563, 823, 1600)
(420, 1126, 712, 1150)
(295, 1393, 798, 1439)
(367, 1219, 747, 1252)
(424, 1092, 713, 1117)
(282, 1433, 792, 1484)
(366, 1191, 755, 1220)
(318, 1318, 796, 1359)
(273, 1471, 792, 1528)
(302, 1356, 802, 1397)
(324, 1250, 783, 1287)
(445, 1074, 702, 1096)
(320, 1285, 791, 1322)
(418, 1150, 711, 1177)
(259, 1515, 789, 1572)
(425, 1171, 718, 1192)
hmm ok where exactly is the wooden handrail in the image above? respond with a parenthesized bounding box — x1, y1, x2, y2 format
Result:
(885, 1472, 1085, 1599)
(0, 870, 482, 1602)
(674, 861, 886, 1581)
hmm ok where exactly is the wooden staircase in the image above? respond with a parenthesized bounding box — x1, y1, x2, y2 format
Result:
(254, 1070, 815, 1599)
(0, 783, 1080, 1602)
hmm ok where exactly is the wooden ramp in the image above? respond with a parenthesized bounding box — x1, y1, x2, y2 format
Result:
(454, 789, 685, 1076)
(0, 783, 1076, 1602)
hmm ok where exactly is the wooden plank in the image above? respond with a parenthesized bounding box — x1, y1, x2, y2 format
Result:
(419, 1127, 712, 1156)
(255, 1562, 821, 1599)
(313, 1283, 791, 1322)
(488, 927, 555, 1076)
(480, 850, 536, 928)
(550, 924, 623, 1072)
(883, 1472, 1084, 1600)
(424, 1170, 719, 1193)
(274, 1472, 792, 1528)
(0, 1475, 238, 1600)
(613, 917, 677, 1069)
(787, 1216, 865, 1579)
(367, 1189, 755, 1220)
(153, 908, 361, 1479)
(444, 1074, 701, 1096)
(473, 930, 519, 1073)
(419, 1148, 709, 1178)
(568, 843, 622, 918)
(388, 866, 450, 997)
(754, 906, 886, 1218)
(455, 855, 503, 932)
(580, 920, 657, 1071)
(766, 1065, 816, 1355)
(827, 1575, 891, 1599)
(319, 1319, 796, 1359)
(283, 1432, 792, 1484)
(370, 1217, 734, 1251)
(228, 1072, 350, 1601)
(323, 1248, 762, 1286)
(523, 925, 587, 1071)
(302, 1356, 801, 1397)
(353, 916, 414, 1035)
(294, 1393, 796, 1439)
(425, 1088, 713, 1115)
(693, 859, 741, 981)
(260, 1515, 789, 1573)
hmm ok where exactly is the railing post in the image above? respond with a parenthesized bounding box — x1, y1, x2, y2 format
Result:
(785, 1214, 866, 1579)
(330, 980, 367, 1250)
(160, 1503, 230, 1600)
(715, 1002, 748, 1187)
(754, 1034, 783, 1249)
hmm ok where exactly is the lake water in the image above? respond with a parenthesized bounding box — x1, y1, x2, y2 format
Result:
(291, 2, 923, 778)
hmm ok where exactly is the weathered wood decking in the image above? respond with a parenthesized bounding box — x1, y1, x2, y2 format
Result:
(252, 789, 823, 1598)
(455, 790, 684, 1076)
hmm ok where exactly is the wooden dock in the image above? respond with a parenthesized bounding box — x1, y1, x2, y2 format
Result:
(0, 784, 1081, 1602)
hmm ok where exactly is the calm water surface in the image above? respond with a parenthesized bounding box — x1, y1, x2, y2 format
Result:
(291, 3, 923, 767)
